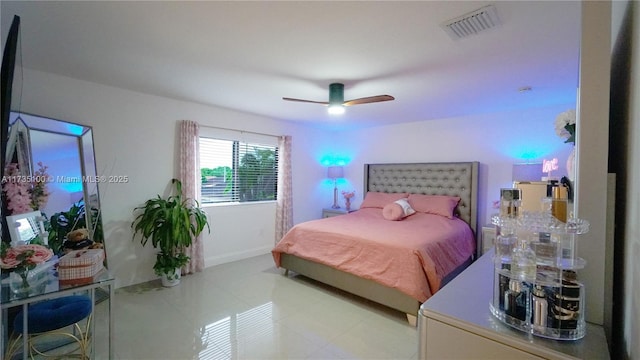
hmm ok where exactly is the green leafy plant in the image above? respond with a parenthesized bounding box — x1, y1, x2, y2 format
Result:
(131, 179, 209, 278)
(47, 201, 103, 255)
(238, 148, 277, 201)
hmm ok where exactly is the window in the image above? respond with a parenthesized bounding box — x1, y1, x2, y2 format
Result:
(199, 129, 278, 204)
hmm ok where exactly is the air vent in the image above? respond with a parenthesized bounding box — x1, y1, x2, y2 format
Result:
(441, 5, 501, 40)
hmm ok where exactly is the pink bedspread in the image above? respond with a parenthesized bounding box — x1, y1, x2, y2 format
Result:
(272, 208, 476, 302)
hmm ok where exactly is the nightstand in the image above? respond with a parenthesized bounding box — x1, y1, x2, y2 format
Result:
(481, 225, 496, 255)
(322, 208, 353, 218)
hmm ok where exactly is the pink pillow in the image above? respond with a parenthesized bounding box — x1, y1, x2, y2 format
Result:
(407, 194, 461, 219)
(360, 192, 410, 209)
(382, 198, 416, 221)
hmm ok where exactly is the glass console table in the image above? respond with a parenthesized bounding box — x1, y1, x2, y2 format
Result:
(1, 265, 114, 359)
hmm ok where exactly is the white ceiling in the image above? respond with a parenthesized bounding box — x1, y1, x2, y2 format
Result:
(1, 1, 581, 130)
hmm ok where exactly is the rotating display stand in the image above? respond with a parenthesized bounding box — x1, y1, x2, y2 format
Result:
(489, 199, 589, 341)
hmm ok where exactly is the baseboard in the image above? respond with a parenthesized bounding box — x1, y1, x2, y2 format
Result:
(204, 245, 273, 268)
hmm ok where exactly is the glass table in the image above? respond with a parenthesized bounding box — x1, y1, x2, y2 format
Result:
(1, 265, 114, 359)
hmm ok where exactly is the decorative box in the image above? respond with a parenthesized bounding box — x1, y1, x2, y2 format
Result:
(58, 249, 105, 285)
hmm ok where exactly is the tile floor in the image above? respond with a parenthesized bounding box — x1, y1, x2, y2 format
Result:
(96, 253, 419, 360)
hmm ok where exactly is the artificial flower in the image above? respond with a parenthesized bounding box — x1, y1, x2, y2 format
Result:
(1, 243, 53, 291)
(342, 190, 355, 200)
(555, 109, 576, 144)
(30, 161, 51, 210)
(0, 244, 53, 270)
(1, 162, 51, 215)
(3, 163, 33, 214)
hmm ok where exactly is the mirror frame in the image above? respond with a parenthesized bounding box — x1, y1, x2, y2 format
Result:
(6, 111, 104, 249)
(5, 116, 32, 177)
(1, 15, 20, 243)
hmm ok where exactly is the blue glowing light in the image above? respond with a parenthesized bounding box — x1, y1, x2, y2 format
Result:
(65, 123, 85, 136)
(500, 136, 567, 162)
(58, 182, 84, 193)
(319, 155, 350, 167)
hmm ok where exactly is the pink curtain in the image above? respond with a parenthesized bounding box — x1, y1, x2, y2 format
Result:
(178, 120, 204, 274)
(275, 135, 293, 243)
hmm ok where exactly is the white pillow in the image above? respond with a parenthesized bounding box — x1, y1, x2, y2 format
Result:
(394, 198, 416, 217)
(382, 198, 416, 221)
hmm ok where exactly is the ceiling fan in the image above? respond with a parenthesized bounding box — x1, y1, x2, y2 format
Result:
(283, 83, 394, 115)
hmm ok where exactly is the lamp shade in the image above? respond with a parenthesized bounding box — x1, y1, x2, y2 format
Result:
(327, 166, 344, 179)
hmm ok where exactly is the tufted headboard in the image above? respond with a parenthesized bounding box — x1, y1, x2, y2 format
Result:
(364, 162, 479, 234)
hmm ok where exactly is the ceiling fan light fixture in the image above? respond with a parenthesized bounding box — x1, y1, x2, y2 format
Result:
(328, 83, 345, 104)
(283, 81, 394, 114)
(327, 83, 346, 115)
(328, 104, 345, 115)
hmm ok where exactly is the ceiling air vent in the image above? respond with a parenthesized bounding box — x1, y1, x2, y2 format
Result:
(441, 5, 501, 40)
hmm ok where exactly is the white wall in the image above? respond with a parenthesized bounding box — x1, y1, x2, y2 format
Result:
(335, 104, 575, 229)
(17, 67, 580, 293)
(19, 68, 331, 288)
(574, 0, 612, 326)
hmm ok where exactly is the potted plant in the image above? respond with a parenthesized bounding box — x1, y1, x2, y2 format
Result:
(131, 179, 209, 287)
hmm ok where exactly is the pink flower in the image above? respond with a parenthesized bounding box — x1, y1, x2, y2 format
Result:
(0, 244, 53, 269)
(2, 162, 50, 214)
(30, 161, 50, 210)
(342, 190, 355, 200)
(3, 163, 32, 214)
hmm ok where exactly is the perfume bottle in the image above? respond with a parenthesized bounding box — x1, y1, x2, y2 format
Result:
(495, 228, 517, 264)
(498, 268, 510, 311)
(511, 239, 537, 281)
(551, 185, 568, 223)
(551, 291, 580, 330)
(532, 232, 559, 267)
(500, 188, 522, 218)
(531, 285, 548, 327)
(504, 280, 527, 321)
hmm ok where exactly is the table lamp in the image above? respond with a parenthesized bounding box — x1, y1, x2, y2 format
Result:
(327, 166, 344, 209)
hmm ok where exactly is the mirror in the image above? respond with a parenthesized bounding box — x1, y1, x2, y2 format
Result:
(3, 112, 104, 255)
(5, 210, 45, 245)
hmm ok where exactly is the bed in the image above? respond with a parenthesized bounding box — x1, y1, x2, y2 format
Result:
(272, 162, 479, 325)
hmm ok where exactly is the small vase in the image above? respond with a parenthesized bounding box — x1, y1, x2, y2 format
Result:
(9, 267, 48, 298)
(566, 147, 576, 181)
(344, 198, 351, 212)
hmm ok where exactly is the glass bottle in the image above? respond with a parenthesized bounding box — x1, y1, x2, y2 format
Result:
(551, 185, 568, 223)
(500, 188, 522, 218)
(532, 231, 559, 267)
(511, 238, 537, 281)
(495, 226, 516, 312)
(495, 227, 517, 264)
(531, 285, 548, 327)
(504, 279, 527, 321)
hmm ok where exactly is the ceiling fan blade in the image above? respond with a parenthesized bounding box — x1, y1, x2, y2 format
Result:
(343, 95, 395, 106)
(282, 97, 329, 105)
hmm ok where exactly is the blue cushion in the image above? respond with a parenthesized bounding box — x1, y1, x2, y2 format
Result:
(14, 295, 92, 334)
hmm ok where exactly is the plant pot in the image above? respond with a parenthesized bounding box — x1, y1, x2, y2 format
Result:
(161, 268, 181, 287)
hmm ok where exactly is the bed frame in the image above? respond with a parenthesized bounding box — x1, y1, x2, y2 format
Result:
(281, 161, 479, 325)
